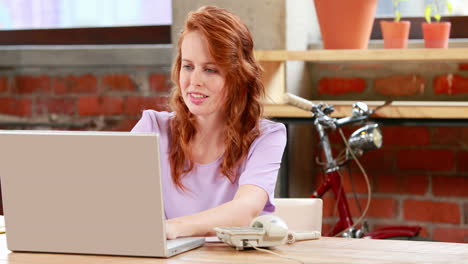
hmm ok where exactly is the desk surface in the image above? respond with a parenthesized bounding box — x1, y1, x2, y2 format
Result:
(0, 235, 467, 264)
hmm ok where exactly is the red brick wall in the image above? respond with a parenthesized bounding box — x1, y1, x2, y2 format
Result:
(0, 70, 171, 131)
(311, 62, 468, 243)
(312, 62, 468, 100)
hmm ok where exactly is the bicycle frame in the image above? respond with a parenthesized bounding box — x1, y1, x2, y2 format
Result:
(311, 167, 421, 238)
(311, 170, 353, 236)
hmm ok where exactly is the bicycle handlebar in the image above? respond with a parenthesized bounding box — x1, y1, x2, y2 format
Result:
(283, 93, 390, 129)
(335, 116, 368, 127)
(283, 93, 315, 112)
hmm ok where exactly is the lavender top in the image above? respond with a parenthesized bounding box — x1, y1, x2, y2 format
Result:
(131, 110, 286, 219)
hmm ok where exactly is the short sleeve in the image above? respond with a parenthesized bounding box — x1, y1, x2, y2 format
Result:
(238, 121, 287, 213)
(131, 110, 157, 133)
(131, 110, 174, 134)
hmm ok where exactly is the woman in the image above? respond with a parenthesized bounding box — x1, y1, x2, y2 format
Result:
(132, 5, 286, 239)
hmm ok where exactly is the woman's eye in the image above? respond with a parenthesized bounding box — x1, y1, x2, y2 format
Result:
(182, 64, 193, 70)
(205, 68, 218, 73)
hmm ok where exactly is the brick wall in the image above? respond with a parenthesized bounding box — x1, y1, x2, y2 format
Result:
(311, 61, 468, 243)
(0, 67, 171, 131)
(311, 62, 468, 101)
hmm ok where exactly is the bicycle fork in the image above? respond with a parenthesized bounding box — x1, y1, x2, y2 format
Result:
(310, 122, 354, 236)
(311, 171, 354, 237)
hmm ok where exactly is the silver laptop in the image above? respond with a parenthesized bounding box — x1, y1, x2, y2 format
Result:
(0, 130, 204, 257)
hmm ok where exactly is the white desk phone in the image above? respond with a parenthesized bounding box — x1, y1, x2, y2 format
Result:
(214, 215, 321, 250)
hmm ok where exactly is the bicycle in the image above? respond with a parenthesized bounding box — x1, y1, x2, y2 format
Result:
(285, 93, 423, 239)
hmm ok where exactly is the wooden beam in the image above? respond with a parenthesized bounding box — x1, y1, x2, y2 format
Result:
(255, 48, 468, 62)
(0, 26, 171, 45)
(263, 102, 468, 119)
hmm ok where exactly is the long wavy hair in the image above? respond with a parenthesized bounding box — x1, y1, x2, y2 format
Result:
(169, 6, 265, 190)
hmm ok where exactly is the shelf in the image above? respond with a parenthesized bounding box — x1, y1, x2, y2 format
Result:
(257, 49, 468, 119)
(255, 48, 468, 62)
(264, 101, 468, 119)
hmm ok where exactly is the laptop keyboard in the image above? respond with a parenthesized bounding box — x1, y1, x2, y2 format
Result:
(167, 237, 200, 249)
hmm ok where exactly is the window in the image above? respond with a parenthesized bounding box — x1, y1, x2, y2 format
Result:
(372, 0, 468, 39)
(375, 0, 468, 18)
(0, 0, 171, 45)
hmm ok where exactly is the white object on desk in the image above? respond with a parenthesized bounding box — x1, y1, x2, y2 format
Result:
(273, 198, 323, 232)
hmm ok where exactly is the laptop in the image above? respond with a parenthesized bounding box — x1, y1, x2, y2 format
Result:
(0, 130, 204, 257)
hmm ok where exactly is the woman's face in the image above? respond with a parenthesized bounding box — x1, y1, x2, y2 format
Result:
(179, 31, 227, 120)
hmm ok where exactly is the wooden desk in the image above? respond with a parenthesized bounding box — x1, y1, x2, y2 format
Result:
(0, 235, 467, 264)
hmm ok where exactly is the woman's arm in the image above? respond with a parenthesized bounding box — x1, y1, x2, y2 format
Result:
(166, 122, 286, 239)
(165, 184, 267, 239)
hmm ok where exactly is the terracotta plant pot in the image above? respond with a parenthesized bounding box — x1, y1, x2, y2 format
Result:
(380, 21, 411, 49)
(422, 22, 451, 48)
(313, 0, 378, 49)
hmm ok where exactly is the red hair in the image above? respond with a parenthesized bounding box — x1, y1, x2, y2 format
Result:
(169, 6, 265, 190)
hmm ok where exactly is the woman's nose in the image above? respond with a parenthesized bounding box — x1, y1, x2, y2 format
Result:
(190, 68, 203, 87)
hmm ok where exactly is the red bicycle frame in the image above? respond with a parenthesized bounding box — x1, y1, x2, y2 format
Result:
(311, 170, 421, 238)
(311, 171, 353, 236)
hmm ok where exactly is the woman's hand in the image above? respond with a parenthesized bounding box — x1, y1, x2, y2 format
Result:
(164, 185, 267, 238)
(165, 219, 181, 240)
(166, 218, 192, 239)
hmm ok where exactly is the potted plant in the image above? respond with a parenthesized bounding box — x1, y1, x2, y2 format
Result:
(422, 0, 452, 48)
(313, 0, 378, 49)
(380, 0, 411, 49)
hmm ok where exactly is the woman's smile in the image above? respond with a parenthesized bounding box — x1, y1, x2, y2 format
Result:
(188, 92, 209, 105)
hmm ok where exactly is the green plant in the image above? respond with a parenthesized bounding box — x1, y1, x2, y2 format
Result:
(393, 0, 407, 22)
(425, 0, 453, 23)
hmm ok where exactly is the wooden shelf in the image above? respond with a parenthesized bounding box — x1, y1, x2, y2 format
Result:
(257, 49, 468, 119)
(255, 48, 468, 62)
(264, 102, 468, 119)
